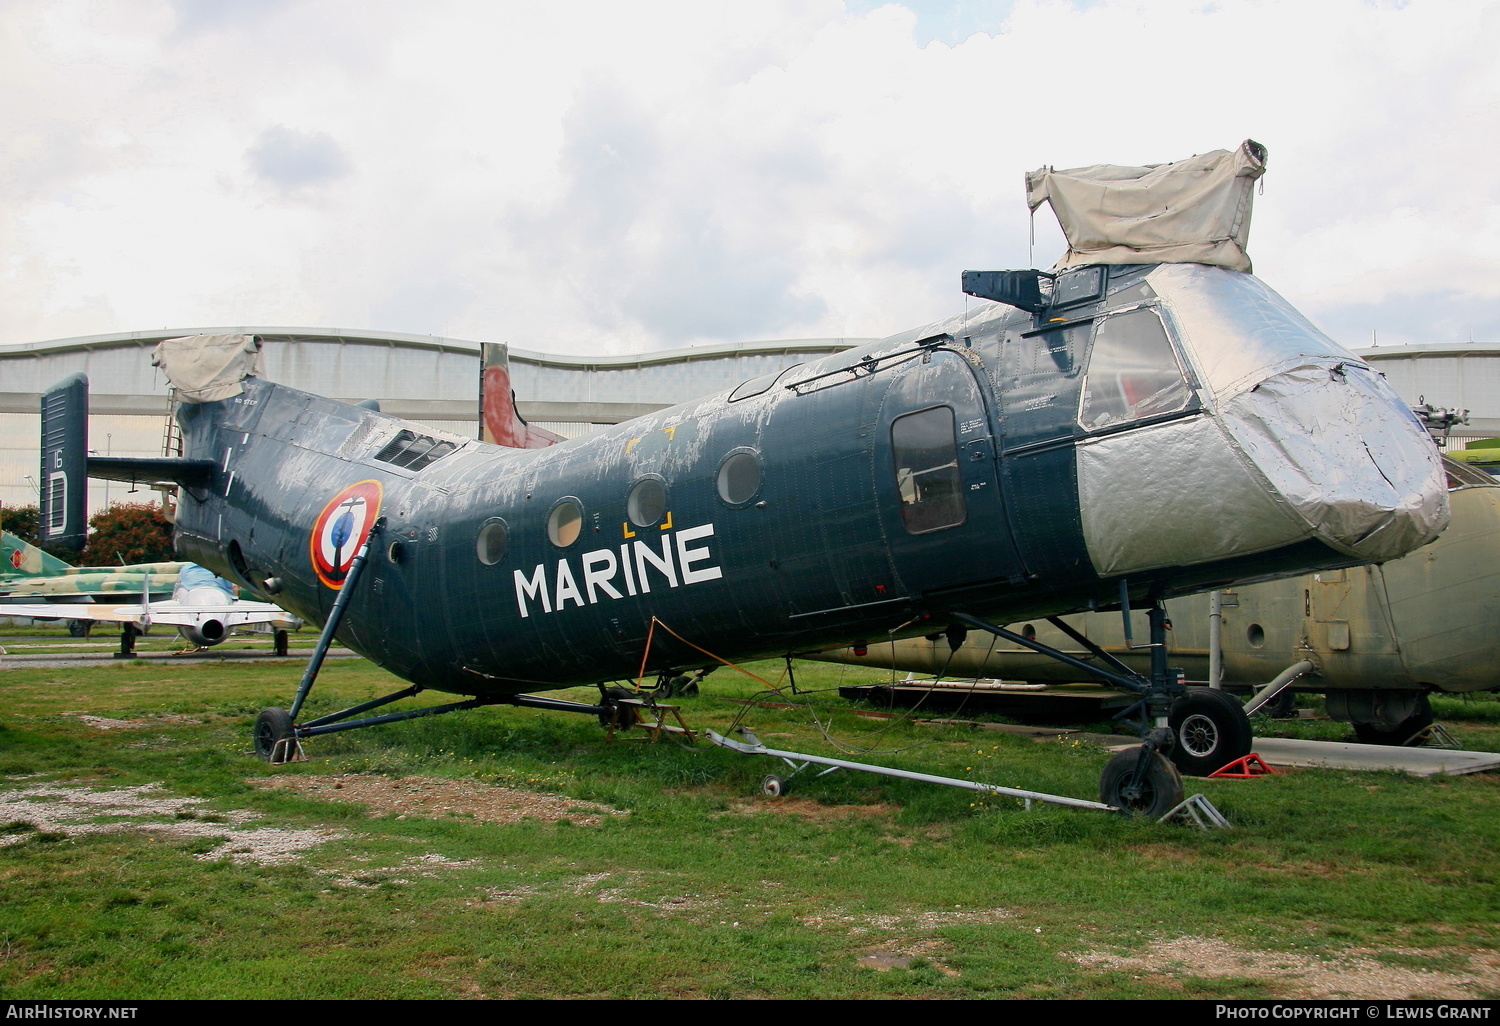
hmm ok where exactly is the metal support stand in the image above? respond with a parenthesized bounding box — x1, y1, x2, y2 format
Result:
(1408, 723, 1460, 749)
(273, 629, 289, 657)
(269, 736, 307, 765)
(1160, 794, 1230, 829)
(605, 698, 696, 742)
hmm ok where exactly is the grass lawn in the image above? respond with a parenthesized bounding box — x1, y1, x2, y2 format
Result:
(1, 639, 1496, 1000)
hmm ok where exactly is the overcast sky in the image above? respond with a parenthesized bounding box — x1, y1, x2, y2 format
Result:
(1, 0, 1495, 355)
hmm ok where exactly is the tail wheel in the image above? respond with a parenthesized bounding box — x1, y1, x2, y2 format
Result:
(1352, 693, 1433, 745)
(1264, 689, 1298, 719)
(1168, 688, 1253, 776)
(759, 774, 785, 798)
(1099, 749, 1184, 818)
(252, 707, 294, 761)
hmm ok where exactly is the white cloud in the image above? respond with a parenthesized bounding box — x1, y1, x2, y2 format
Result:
(0, 0, 1496, 352)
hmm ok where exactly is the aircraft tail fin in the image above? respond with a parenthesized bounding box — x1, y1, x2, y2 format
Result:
(1, 531, 75, 578)
(39, 373, 89, 552)
(479, 342, 564, 449)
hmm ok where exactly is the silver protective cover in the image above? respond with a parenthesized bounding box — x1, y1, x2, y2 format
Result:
(1075, 264, 1448, 576)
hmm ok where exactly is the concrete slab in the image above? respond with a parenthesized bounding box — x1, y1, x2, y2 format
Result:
(1096, 735, 1500, 776)
(0, 648, 359, 669)
(1244, 737, 1500, 777)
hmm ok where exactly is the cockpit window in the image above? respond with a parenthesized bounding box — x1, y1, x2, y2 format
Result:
(1079, 308, 1193, 431)
(891, 406, 966, 534)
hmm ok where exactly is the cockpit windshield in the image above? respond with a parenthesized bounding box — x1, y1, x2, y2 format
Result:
(1078, 308, 1193, 431)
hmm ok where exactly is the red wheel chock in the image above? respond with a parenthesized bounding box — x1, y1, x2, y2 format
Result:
(1209, 753, 1279, 778)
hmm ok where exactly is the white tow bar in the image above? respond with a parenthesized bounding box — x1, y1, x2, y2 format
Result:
(705, 728, 1227, 827)
(706, 727, 1117, 813)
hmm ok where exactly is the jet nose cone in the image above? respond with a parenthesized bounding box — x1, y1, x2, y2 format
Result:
(1221, 361, 1449, 562)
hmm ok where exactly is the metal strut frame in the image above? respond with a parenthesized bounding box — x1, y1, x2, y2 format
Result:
(295, 688, 612, 740)
(288, 520, 382, 721)
(949, 604, 1186, 726)
(949, 601, 1187, 808)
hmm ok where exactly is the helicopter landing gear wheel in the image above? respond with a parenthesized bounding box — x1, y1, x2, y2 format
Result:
(252, 707, 294, 762)
(1264, 688, 1298, 719)
(1168, 688, 1253, 776)
(1352, 693, 1433, 745)
(1099, 749, 1184, 818)
(759, 774, 785, 798)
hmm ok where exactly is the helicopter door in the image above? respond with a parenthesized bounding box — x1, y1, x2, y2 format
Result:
(878, 347, 1026, 598)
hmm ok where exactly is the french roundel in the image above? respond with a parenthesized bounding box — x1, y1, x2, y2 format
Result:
(310, 480, 382, 589)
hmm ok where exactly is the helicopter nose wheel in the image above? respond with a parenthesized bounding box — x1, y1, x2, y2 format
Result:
(1098, 749, 1184, 818)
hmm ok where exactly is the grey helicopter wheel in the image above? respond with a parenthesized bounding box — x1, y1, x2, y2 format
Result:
(253, 707, 294, 761)
(1098, 749, 1184, 819)
(1168, 688, 1253, 776)
(1264, 688, 1298, 719)
(759, 774, 785, 798)
(1352, 693, 1433, 745)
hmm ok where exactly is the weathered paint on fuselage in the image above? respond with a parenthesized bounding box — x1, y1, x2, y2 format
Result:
(167, 263, 1444, 699)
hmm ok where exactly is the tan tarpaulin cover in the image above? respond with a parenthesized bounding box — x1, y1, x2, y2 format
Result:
(151, 334, 264, 403)
(1027, 140, 1267, 272)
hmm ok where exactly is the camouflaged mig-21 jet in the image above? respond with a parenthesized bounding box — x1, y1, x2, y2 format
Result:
(2, 532, 299, 650)
(1, 530, 182, 601)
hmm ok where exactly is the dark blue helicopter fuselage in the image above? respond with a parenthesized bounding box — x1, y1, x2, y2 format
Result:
(168, 263, 1444, 695)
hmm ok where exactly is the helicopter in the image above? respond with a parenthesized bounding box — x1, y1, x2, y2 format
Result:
(69, 142, 1448, 815)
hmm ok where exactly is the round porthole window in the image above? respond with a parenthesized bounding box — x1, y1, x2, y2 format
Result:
(1247, 623, 1266, 648)
(547, 500, 583, 548)
(627, 478, 667, 527)
(476, 519, 508, 565)
(717, 451, 761, 505)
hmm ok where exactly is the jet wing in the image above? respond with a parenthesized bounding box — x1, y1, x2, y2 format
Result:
(3, 601, 300, 629)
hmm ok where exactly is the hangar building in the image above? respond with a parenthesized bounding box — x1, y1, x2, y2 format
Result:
(0, 328, 866, 516)
(0, 330, 1494, 520)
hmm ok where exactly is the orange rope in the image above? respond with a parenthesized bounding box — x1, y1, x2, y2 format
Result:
(633, 616, 780, 691)
(633, 616, 658, 689)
